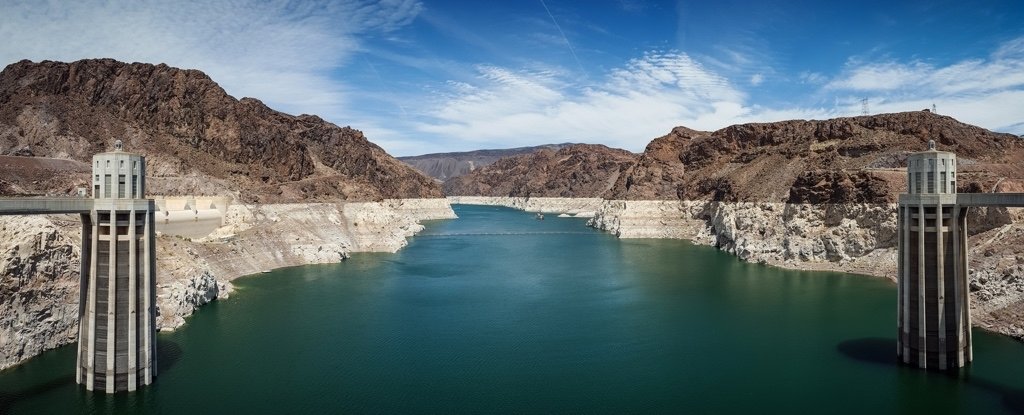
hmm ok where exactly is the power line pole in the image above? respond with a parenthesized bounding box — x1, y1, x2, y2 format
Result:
(862, 98, 869, 116)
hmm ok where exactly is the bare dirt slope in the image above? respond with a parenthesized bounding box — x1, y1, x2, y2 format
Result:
(0, 59, 442, 202)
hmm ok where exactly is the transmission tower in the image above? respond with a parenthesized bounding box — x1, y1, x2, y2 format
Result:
(932, 103, 937, 114)
(861, 98, 869, 116)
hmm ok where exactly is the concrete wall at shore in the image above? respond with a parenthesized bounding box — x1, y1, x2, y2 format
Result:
(152, 196, 232, 215)
(152, 196, 233, 239)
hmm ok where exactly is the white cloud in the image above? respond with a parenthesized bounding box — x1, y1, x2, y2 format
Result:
(408, 37, 1024, 156)
(825, 61, 929, 91)
(0, 0, 423, 118)
(822, 36, 1024, 132)
(799, 71, 827, 85)
(415, 52, 762, 152)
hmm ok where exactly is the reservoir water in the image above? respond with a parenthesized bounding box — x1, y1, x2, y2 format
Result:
(2, 204, 1024, 414)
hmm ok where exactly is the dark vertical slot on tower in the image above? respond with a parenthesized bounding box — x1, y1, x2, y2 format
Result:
(94, 237, 110, 390)
(117, 175, 126, 198)
(908, 219, 920, 365)
(942, 207, 958, 364)
(923, 206, 939, 368)
(148, 209, 157, 378)
(115, 237, 130, 391)
(136, 234, 145, 385)
(897, 206, 904, 352)
(78, 214, 92, 385)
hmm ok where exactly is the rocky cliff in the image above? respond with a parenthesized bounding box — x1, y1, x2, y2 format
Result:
(399, 143, 576, 181)
(0, 216, 80, 369)
(0, 59, 443, 202)
(443, 144, 637, 197)
(608, 111, 1023, 202)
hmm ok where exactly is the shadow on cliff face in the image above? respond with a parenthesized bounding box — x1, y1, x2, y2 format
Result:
(837, 337, 1024, 414)
(0, 339, 184, 413)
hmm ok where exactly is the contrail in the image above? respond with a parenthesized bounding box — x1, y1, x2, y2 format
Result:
(539, 0, 586, 76)
(360, 56, 407, 117)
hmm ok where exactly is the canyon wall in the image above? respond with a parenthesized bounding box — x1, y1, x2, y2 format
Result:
(589, 199, 1024, 339)
(588, 200, 900, 276)
(0, 198, 455, 369)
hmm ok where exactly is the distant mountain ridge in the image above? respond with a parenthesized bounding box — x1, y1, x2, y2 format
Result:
(398, 143, 578, 181)
(607, 111, 1024, 203)
(443, 144, 638, 197)
(0, 58, 442, 202)
(444, 111, 1024, 202)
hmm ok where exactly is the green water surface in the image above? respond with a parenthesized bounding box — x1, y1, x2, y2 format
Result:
(2, 204, 1024, 414)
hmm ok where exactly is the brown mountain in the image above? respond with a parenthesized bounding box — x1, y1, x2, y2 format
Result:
(443, 144, 637, 197)
(608, 111, 1024, 202)
(0, 59, 442, 202)
(398, 143, 576, 182)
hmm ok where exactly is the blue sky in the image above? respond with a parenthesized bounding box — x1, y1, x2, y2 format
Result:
(1, 0, 1023, 156)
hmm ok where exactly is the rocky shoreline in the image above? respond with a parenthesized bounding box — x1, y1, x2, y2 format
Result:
(453, 196, 1024, 340)
(447, 196, 605, 217)
(0, 198, 455, 370)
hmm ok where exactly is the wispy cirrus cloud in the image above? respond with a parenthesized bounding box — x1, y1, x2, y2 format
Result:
(414, 52, 761, 152)
(408, 36, 1024, 155)
(824, 36, 1024, 131)
(0, 0, 423, 118)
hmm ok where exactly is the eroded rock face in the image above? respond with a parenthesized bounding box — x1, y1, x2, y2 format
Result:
(607, 112, 1024, 202)
(443, 144, 637, 198)
(0, 216, 80, 369)
(156, 270, 223, 330)
(0, 59, 442, 202)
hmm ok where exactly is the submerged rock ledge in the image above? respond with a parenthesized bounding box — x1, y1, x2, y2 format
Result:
(0, 198, 455, 370)
(450, 196, 1024, 341)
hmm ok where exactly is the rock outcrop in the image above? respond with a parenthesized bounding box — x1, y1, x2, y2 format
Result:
(0, 216, 80, 369)
(608, 112, 1023, 202)
(0, 59, 443, 202)
(443, 144, 637, 197)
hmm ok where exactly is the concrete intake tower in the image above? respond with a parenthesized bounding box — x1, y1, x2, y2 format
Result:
(897, 140, 970, 369)
(77, 140, 158, 392)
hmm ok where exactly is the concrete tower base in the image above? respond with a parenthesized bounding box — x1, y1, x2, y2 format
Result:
(75, 202, 158, 392)
(897, 200, 972, 370)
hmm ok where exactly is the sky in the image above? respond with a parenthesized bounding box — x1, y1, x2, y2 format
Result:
(1, 0, 1023, 156)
